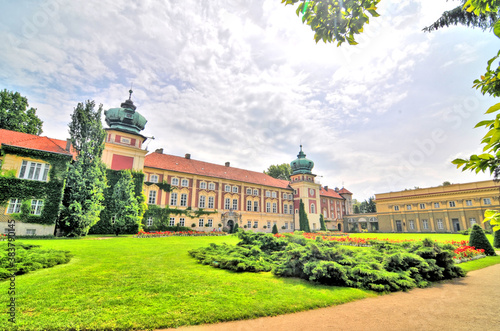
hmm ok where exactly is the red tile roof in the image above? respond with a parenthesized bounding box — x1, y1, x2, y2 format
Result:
(0, 129, 74, 157)
(338, 188, 352, 194)
(144, 152, 292, 189)
(320, 187, 344, 199)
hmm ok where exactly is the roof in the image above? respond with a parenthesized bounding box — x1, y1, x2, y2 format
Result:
(338, 187, 352, 194)
(0, 129, 74, 157)
(144, 151, 292, 189)
(320, 187, 344, 199)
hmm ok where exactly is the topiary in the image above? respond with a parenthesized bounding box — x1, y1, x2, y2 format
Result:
(469, 224, 496, 256)
(494, 229, 500, 249)
(272, 224, 278, 234)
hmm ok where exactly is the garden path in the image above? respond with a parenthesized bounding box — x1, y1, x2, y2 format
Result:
(162, 263, 500, 331)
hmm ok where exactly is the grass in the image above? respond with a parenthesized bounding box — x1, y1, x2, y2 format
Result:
(1, 232, 498, 331)
(349, 232, 496, 245)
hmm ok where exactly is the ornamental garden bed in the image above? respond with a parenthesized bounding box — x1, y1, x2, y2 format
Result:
(134, 230, 227, 238)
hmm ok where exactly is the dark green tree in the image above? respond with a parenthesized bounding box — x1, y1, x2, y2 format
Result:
(0, 89, 43, 135)
(299, 199, 311, 232)
(353, 204, 360, 214)
(272, 223, 279, 234)
(493, 228, 500, 248)
(264, 163, 292, 180)
(60, 100, 107, 237)
(233, 223, 239, 233)
(319, 214, 326, 231)
(469, 224, 496, 256)
(110, 170, 142, 236)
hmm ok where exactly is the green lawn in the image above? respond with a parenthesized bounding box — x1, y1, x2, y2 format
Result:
(1, 232, 498, 331)
(349, 232, 496, 246)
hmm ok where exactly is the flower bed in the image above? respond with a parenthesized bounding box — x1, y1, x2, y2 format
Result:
(0, 234, 6, 241)
(453, 245, 486, 264)
(135, 230, 227, 238)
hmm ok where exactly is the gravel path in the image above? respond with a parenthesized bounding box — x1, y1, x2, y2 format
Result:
(163, 263, 500, 331)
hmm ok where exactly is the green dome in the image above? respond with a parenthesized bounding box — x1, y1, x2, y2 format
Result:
(104, 90, 147, 134)
(290, 145, 314, 175)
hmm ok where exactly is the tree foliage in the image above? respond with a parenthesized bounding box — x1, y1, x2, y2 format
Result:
(109, 170, 142, 235)
(469, 224, 497, 255)
(60, 101, 107, 237)
(299, 199, 311, 232)
(319, 214, 327, 230)
(282, 0, 381, 46)
(355, 196, 376, 213)
(0, 89, 43, 135)
(264, 163, 292, 180)
(423, 2, 498, 32)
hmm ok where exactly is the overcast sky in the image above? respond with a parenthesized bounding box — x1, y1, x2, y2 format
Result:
(1, 0, 498, 201)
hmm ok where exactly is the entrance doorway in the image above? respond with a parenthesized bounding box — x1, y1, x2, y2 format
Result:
(227, 220, 234, 233)
(395, 220, 402, 232)
(338, 223, 342, 232)
(452, 219, 460, 232)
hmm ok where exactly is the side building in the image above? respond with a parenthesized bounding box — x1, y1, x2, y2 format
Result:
(374, 181, 500, 233)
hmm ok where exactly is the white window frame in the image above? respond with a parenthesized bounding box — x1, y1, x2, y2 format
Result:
(406, 204, 412, 210)
(254, 221, 258, 228)
(199, 195, 206, 208)
(179, 218, 185, 226)
(208, 196, 214, 209)
(272, 202, 277, 213)
(147, 217, 153, 226)
(267, 221, 271, 229)
(208, 183, 215, 190)
(434, 202, 440, 208)
(198, 219, 204, 227)
(247, 200, 252, 211)
(26, 229, 36, 236)
(30, 199, 44, 215)
(207, 219, 213, 227)
(266, 191, 271, 197)
(199, 182, 207, 189)
(225, 198, 231, 209)
(422, 219, 429, 230)
(449, 201, 456, 208)
(19, 160, 50, 181)
(283, 193, 287, 199)
(149, 174, 159, 183)
(181, 179, 189, 187)
(266, 202, 271, 213)
(247, 220, 252, 228)
(169, 217, 175, 226)
(483, 198, 492, 205)
(232, 199, 238, 210)
(170, 192, 177, 206)
(225, 185, 231, 192)
(171, 178, 179, 186)
(311, 203, 316, 214)
(148, 191, 157, 204)
(465, 200, 472, 206)
(253, 189, 258, 196)
(394, 205, 399, 211)
(254, 201, 259, 212)
(232, 186, 238, 193)
(419, 203, 425, 209)
(289, 204, 293, 214)
(272, 192, 277, 198)
(284, 222, 289, 229)
(409, 220, 414, 230)
(246, 188, 252, 195)
(284, 204, 288, 214)
(469, 218, 476, 226)
(180, 193, 187, 207)
(437, 219, 443, 230)
(7, 198, 22, 214)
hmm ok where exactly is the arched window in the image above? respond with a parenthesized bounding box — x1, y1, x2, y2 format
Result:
(311, 203, 316, 214)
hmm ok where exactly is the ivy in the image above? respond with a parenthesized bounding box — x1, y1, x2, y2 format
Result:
(144, 180, 172, 192)
(142, 205, 218, 229)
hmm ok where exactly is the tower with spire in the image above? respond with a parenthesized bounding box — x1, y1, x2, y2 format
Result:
(101, 90, 149, 171)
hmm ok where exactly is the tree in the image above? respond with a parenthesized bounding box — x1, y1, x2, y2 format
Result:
(60, 100, 107, 237)
(358, 196, 376, 213)
(233, 223, 239, 233)
(353, 204, 360, 214)
(319, 214, 327, 231)
(469, 224, 496, 256)
(109, 170, 141, 236)
(0, 89, 43, 135)
(272, 223, 279, 234)
(494, 228, 500, 248)
(264, 163, 292, 180)
(299, 199, 311, 232)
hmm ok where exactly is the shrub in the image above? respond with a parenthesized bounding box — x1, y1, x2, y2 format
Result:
(233, 223, 239, 233)
(469, 224, 496, 256)
(272, 224, 278, 234)
(494, 229, 500, 248)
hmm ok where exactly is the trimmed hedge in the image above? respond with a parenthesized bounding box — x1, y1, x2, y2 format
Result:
(469, 224, 496, 256)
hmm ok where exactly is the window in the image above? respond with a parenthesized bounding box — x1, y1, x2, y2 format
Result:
(181, 179, 189, 187)
(19, 160, 50, 181)
(225, 198, 230, 209)
(253, 189, 258, 195)
(284, 222, 289, 229)
(171, 178, 179, 186)
(394, 205, 399, 211)
(26, 229, 36, 236)
(180, 193, 187, 207)
(247, 200, 252, 211)
(409, 220, 414, 230)
(284, 204, 288, 214)
(30, 200, 44, 215)
(272, 192, 277, 198)
(207, 219, 213, 227)
(406, 205, 412, 210)
(266, 191, 271, 197)
(247, 220, 252, 228)
(266, 202, 271, 213)
(419, 203, 425, 209)
(232, 199, 238, 210)
(284, 193, 288, 199)
(169, 217, 175, 226)
(309, 188, 315, 196)
(225, 185, 231, 192)
(470, 218, 476, 226)
(148, 191, 157, 204)
(7, 199, 22, 214)
(200, 182, 207, 189)
(149, 174, 159, 183)
(179, 218, 185, 226)
(254, 201, 259, 212)
(466, 200, 472, 206)
(147, 217, 153, 226)
(199, 196, 206, 208)
(484, 198, 492, 205)
(208, 183, 215, 190)
(111, 215, 116, 224)
(272, 202, 277, 213)
(422, 219, 429, 230)
(246, 188, 252, 195)
(289, 204, 293, 214)
(311, 203, 316, 214)
(198, 219, 204, 227)
(434, 202, 440, 208)
(267, 221, 271, 229)
(120, 137, 131, 144)
(295, 209, 298, 214)
(449, 201, 456, 207)
(170, 192, 177, 206)
(208, 196, 214, 209)
(232, 186, 238, 193)
(437, 219, 443, 230)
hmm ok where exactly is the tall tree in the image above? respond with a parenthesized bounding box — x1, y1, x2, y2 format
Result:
(60, 100, 107, 237)
(299, 199, 311, 232)
(0, 89, 43, 135)
(319, 214, 327, 231)
(264, 163, 293, 180)
(110, 170, 141, 235)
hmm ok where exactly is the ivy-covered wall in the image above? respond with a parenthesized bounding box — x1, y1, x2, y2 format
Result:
(0, 145, 71, 225)
(89, 169, 145, 234)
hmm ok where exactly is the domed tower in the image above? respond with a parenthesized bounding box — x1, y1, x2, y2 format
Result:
(290, 145, 321, 230)
(101, 90, 149, 171)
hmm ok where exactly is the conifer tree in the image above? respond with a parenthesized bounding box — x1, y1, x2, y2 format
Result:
(233, 223, 239, 233)
(272, 223, 278, 234)
(299, 199, 311, 232)
(469, 224, 496, 256)
(319, 214, 326, 231)
(494, 229, 500, 248)
(110, 170, 141, 235)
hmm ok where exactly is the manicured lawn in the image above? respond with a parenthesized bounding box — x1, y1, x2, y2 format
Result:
(0, 235, 375, 331)
(349, 232, 496, 245)
(1, 232, 498, 331)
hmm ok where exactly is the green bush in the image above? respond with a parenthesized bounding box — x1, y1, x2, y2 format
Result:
(233, 223, 239, 233)
(272, 224, 278, 234)
(469, 224, 496, 256)
(494, 230, 500, 248)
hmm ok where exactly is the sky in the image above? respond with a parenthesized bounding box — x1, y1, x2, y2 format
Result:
(1, 0, 499, 201)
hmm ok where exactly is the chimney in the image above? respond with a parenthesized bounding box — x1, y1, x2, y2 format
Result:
(335, 187, 339, 192)
(155, 148, 163, 154)
(225, 162, 230, 167)
(185, 153, 191, 159)
(65, 139, 71, 152)
(324, 186, 328, 191)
